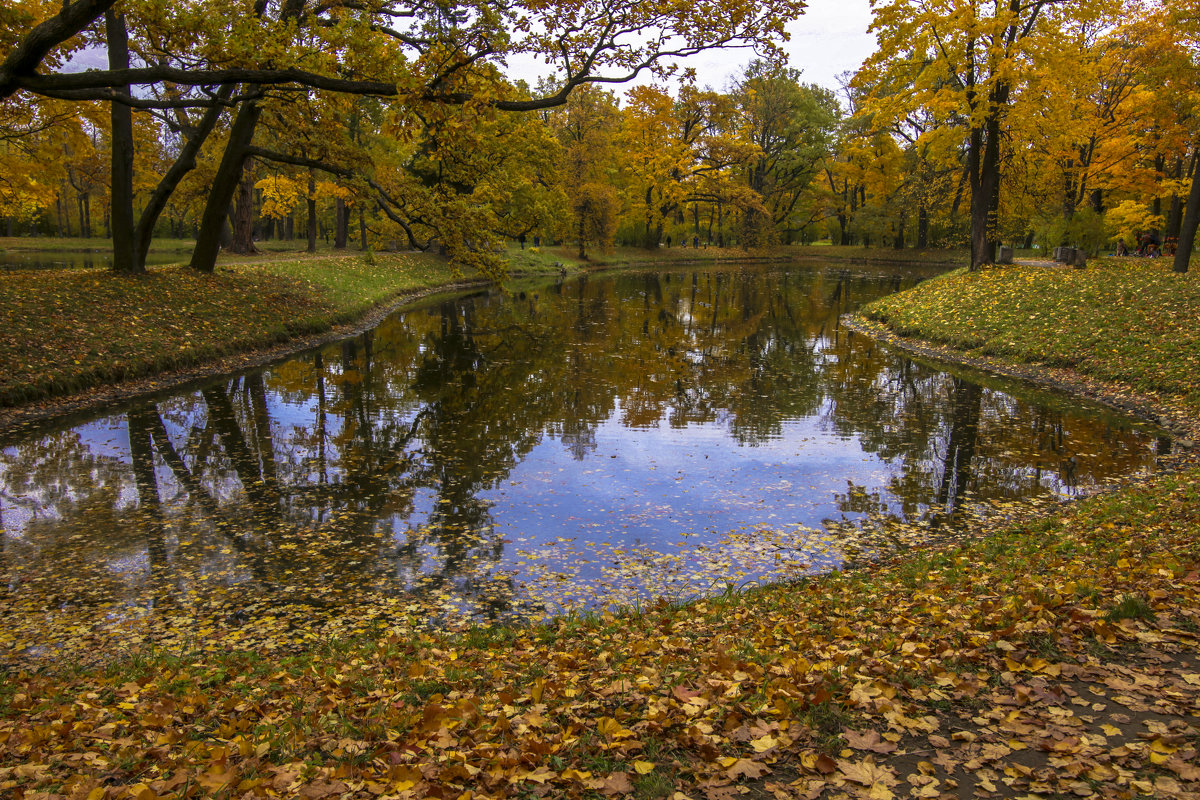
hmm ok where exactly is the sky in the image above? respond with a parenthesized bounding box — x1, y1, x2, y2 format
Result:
(685, 0, 878, 94)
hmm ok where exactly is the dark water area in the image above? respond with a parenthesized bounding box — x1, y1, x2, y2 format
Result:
(0, 262, 1170, 665)
(0, 249, 183, 271)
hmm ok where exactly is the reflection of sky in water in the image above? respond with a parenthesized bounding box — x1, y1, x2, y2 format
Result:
(473, 407, 866, 607)
(488, 404, 864, 547)
(0, 264, 1173, 665)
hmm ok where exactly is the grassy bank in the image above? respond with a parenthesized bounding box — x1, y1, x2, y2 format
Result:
(861, 259, 1200, 412)
(0, 251, 474, 408)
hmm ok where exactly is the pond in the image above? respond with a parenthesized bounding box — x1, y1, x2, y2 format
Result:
(0, 262, 1171, 667)
(0, 248, 185, 271)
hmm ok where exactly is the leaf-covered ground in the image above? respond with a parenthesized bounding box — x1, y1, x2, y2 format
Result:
(862, 260, 1200, 410)
(3, 253, 1199, 800)
(1, 462, 1198, 799)
(0, 252, 466, 407)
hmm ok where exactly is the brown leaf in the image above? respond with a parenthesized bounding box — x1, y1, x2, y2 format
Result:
(844, 729, 898, 754)
(599, 772, 634, 795)
(725, 758, 770, 780)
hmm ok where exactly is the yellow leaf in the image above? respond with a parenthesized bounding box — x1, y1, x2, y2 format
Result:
(633, 761, 656, 774)
(751, 734, 779, 752)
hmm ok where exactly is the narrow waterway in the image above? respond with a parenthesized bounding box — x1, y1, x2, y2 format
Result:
(0, 262, 1169, 667)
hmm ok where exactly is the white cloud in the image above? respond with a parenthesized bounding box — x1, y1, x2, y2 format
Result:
(504, 0, 876, 99)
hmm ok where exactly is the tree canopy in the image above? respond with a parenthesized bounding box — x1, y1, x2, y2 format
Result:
(3, 0, 1199, 273)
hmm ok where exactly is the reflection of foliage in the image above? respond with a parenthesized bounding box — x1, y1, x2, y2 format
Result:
(0, 264, 1161, 668)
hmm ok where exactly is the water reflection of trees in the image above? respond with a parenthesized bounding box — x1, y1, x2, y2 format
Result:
(0, 264, 1161, 655)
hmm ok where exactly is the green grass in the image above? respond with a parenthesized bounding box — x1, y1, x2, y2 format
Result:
(0, 250, 469, 406)
(0, 236, 195, 254)
(860, 259, 1200, 410)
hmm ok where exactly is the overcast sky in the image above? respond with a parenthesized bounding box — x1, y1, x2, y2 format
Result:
(684, 0, 877, 94)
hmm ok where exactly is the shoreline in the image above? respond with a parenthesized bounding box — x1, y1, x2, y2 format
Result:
(0, 251, 950, 437)
(841, 314, 1200, 447)
(0, 277, 491, 438)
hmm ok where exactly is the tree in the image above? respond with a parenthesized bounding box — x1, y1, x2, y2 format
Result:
(863, 0, 1104, 267)
(3, 0, 807, 275)
(733, 62, 840, 245)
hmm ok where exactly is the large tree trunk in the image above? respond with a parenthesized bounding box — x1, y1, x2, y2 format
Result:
(306, 169, 317, 253)
(1167, 153, 1192, 241)
(1173, 141, 1200, 274)
(969, 121, 1002, 270)
(190, 100, 262, 273)
(106, 10, 138, 273)
(229, 162, 258, 254)
(334, 196, 347, 249)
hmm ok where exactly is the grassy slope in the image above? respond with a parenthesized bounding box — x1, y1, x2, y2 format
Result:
(861, 259, 1200, 410)
(0, 251, 469, 406)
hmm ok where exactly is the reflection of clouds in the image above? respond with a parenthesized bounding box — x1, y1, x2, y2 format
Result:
(0, 265, 1169, 669)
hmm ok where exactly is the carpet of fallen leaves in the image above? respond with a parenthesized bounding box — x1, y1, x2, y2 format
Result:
(862, 260, 1200, 408)
(1, 461, 1197, 800)
(0, 253, 459, 407)
(4, 254, 1199, 800)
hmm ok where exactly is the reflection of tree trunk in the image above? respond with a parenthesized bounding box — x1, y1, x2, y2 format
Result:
(357, 332, 374, 457)
(0, 505, 6, 599)
(144, 407, 218, 514)
(202, 384, 280, 514)
(709, 274, 723, 336)
(315, 351, 328, 485)
(127, 407, 169, 600)
(936, 378, 983, 511)
(247, 373, 278, 486)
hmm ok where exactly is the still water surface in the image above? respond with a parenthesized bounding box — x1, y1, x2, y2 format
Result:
(0, 262, 1169, 665)
(0, 249, 183, 270)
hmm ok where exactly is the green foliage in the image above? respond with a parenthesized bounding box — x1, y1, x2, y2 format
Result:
(1035, 208, 1108, 253)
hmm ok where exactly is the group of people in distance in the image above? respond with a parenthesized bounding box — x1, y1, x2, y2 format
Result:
(1115, 231, 1174, 257)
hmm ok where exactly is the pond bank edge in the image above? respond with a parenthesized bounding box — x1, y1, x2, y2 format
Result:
(0, 253, 803, 436)
(0, 277, 496, 436)
(841, 312, 1200, 448)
